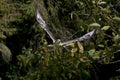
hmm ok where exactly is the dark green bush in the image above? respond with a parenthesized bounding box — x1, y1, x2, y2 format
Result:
(0, 0, 120, 80)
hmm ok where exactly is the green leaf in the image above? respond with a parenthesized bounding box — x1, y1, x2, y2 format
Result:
(89, 23, 101, 27)
(98, 44, 104, 48)
(88, 49, 95, 57)
(114, 35, 120, 40)
(66, 42, 75, 47)
(113, 16, 120, 21)
(98, 1, 106, 5)
(93, 51, 100, 59)
(0, 33, 6, 39)
(101, 26, 110, 30)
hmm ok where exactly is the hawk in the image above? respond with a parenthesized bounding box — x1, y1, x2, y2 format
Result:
(36, 9, 96, 46)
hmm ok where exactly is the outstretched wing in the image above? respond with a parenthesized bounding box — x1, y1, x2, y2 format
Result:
(36, 9, 56, 43)
(59, 29, 96, 46)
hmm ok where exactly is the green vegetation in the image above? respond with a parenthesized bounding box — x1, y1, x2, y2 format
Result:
(0, 0, 120, 80)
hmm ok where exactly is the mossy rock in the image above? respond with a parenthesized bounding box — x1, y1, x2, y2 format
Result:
(0, 43, 12, 63)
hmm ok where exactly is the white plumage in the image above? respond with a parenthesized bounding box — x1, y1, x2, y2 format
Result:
(36, 9, 96, 46)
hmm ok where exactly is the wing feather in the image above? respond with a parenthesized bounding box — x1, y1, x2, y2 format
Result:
(60, 29, 96, 46)
(36, 9, 56, 43)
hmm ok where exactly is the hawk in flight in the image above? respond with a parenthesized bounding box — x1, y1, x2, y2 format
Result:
(36, 9, 96, 46)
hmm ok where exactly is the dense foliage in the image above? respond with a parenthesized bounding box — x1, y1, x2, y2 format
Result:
(0, 0, 120, 80)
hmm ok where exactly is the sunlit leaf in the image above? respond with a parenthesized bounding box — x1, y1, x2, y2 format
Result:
(71, 48, 77, 57)
(98, 1, 106, 5)
(89, 23, 101, 27)
(114, 35, 120, 40)
(80, 56, 88, 62)
(98, 44, 104, 48)
(101, 26, 110, 30)
(113, 16, 120, 21)
(112, 32, 116, 36)
(0, 33, 6, 39)
(66, 42, 75, 47)
(101, 7, 111, 13)
(88, 49, 95, 57)
(93, 51, 100, 59)
(71, 48, 77, 53)
(70, 12, 73, 19)
(77, 42, 84, 51)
